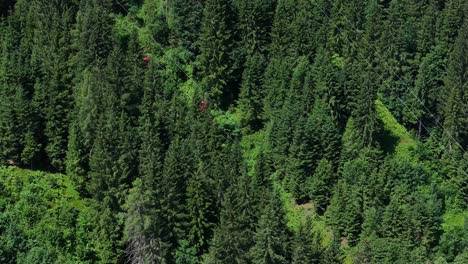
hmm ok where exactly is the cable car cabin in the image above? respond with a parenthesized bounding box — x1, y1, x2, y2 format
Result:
(143, 56, 152, 64)
(200, 100, 208, 111)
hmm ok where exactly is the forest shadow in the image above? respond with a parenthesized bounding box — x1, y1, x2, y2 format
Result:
(379, 128, 400, 155)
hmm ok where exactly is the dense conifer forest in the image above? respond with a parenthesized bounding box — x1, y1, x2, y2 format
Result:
(0, 0, 467, 263)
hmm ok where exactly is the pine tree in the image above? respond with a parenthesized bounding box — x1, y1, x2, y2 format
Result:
(92, 197, 123, 262)
(312, 47, 351, 129)
(270, 57, 310, 173)
(269, 0, 295, 58)
(326, 157, 379, 246)
(378, 0, 420, 121)
(139, 0, 170, 48)
(124, 59, 172, 262)
(0, 4, 43, 168)
(251, 150, 274, 213)
(160, 136, 192, 252)
(262, 0, 297, 119)
(417, 1, 440, 55)
(440, 0, 466, 46)
(351, 67, 380, 147)
(67, 0, 115, 184)
(262, 56, 294, 120)
(123, 178, 169, 264)
(284, 97, 341, 200)
(321, 237, 342, 264)
(66, 69, 100, 191)
(290, 0, 318, 58)
(175, 240, 198, 264)
(340, 117, 363, 165)
(0, 22, 20, 164)
(27, 2, 76, 171)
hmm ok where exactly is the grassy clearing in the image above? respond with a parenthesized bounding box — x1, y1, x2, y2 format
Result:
(375, 99, 418, 160)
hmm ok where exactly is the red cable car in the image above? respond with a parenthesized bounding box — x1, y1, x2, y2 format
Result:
(143, 56, 152, 64)
(200, 100, 208, 111)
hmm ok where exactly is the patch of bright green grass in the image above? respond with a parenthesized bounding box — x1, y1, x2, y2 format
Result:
(375, 99, 418, 160)
(240, 130, 266, 176)
(442, 210, 467, 231)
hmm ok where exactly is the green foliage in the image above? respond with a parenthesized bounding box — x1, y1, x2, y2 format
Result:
(438, 211, 468, 262)
(0, 167, 97, 263)
(0, 1, 466, 263)
(176, 240, 198, 264)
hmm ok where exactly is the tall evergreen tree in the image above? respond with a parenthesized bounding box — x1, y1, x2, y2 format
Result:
(442, 19, 467, 154)
(249, 191, 292, 264)
(187, 168, 216, 257)
(124, 59, 171, 262)
(291, 218, 321, 264)
(308, 159, 334, 215)
(73, 0, 113, 69)
(403, 44, 446, 135)
(205, 171, 257, 264)
(198, 0, 238, 108)
(238, 52, 267, 132)
(171, 0, 204, 52)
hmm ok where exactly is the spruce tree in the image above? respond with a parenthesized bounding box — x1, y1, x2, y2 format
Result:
(235, 0, 276, 56)
(292, 219, 321, 264)
(123, 178, 169, 264)
(198, 0, 238, 108)
(308, 159, 334, 215)
(403, 43, 446, 135)
(205, 172, 257, 263)
(187, 168, 216, 257)
(443, 19, 467, 154)
(238, 52, 267, 133)
(249, 191, 291, 264)
(160, 136, 192, 253)
(74, 0, 114, 68)
(312, 47, 351, 129)
(124, 59, 173, 262)
(0, 23, 22, 164)
(170, 0, 204, 52)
